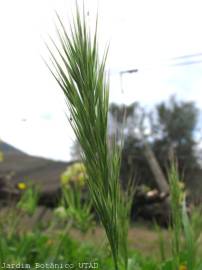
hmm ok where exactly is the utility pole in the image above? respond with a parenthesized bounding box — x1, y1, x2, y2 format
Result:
(120, 68, 169, 195)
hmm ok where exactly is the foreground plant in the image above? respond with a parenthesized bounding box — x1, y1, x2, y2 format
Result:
(47, 6, 132, 270)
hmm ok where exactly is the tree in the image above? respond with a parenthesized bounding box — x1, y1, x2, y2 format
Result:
(109, 96, 200, 189)
(153, 96, 199, 180)
(109, 102, 169, 192)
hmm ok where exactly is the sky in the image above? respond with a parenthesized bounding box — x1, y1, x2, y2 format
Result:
(0, 0, 202, 161)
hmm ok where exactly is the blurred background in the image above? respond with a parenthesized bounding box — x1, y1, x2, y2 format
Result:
(1, 0, 202, 220)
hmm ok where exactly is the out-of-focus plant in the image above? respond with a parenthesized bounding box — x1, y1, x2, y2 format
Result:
(168, 163, 183, 269)
(54, 162, 94, 233)
(0, 182, 38, 238)
(0, 139, 4, 162)
(0, 151, 3, 162)
(156, 162, 202, 270)
(190, 206, 202, 251)
(61, 185, 93, 233)
(17, 183, 39, 216)
(61, 162, 86, 188)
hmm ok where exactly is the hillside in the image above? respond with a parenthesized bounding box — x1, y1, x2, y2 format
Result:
(0, 141, 72, 192)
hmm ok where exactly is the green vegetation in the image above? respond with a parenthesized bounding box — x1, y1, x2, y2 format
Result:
(1, 4, 202, 270)
(155, 163, 202, 270)
(17, 183, 39, 216)
(55, 162, 94, 233)
(0, 163, 202, 269)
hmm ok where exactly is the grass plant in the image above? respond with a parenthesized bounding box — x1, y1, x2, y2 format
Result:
(46, 5, 132, 270)
(1, 3, 202, 269)
(155, 162, 202, 270)
(168, 162, 182, 269)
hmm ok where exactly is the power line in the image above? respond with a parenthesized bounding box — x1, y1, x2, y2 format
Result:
(120, 52, 202, 74)
(170, 52, 202, 61)
(168, 59, 202, 67)
(119, 52, 202, 92)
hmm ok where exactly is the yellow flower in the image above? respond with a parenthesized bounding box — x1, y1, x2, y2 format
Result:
(17, 182, 27, 190)
(0, 151, 4, 162)
(46, 239, 54, 246)
(61, 162, 86, 188)
(179, 264, 187, 270)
